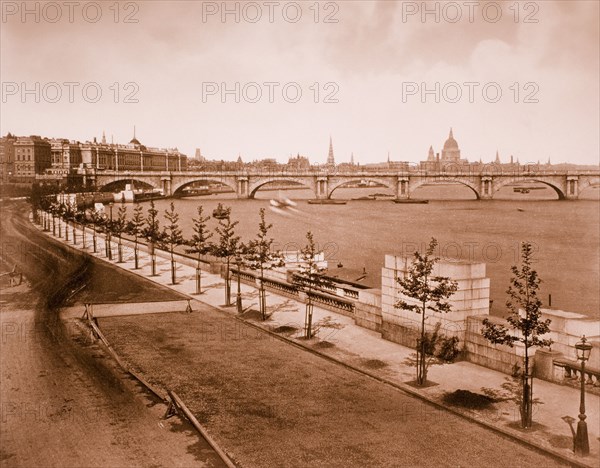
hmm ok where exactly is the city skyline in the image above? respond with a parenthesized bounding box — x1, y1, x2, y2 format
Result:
(3, 127, 596, 168)
(2, 1, 599, 165)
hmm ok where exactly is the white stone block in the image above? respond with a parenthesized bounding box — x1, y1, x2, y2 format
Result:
(565, 320, 600, 338)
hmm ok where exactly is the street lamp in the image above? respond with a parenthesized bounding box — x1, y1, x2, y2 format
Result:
(235, 255, 243, 314)
(574, 335, 592, 456)
(107, 202, 114, 260)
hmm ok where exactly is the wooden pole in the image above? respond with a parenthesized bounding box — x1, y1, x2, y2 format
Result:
(168, 390, 237, 468)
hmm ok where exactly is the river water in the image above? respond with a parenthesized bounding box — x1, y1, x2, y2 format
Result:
(138, 185, 599, 318)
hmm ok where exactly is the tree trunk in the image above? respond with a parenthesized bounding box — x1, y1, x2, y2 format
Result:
(118, 238, 123, 263)
(225, 259, 231, 306)
(107, 233, 112, 260)
(149, 242, 156, 276)
(170, 250, 176, 285)
(417, 300, 427, 386)
(305, 296, 313, 339)
(133, 239, 139, 269)
(196, 257, 202, 294)
(521, 348, 533, 428)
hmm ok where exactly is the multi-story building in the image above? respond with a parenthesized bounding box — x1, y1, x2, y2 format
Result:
(287, 154, 311, 170)
(48, 138, 83, 177)
(12, 135, 52, 183)
(81, 132, 188, 172)
(0, 133, 17, 182)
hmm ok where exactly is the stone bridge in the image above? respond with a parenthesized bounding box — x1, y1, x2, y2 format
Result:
(85, 168, 600, 201)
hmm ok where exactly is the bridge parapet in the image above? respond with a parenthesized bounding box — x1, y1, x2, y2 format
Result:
(89, 168, 599, 200)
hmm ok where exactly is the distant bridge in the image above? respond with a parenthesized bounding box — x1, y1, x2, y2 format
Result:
(82, 168, 600, 201)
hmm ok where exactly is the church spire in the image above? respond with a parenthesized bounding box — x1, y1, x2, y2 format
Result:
(495, 150, 501, 164)
(449, 127, 454, 139)
(350, 152, 355, 165)
(130, 125, 141, 145)
(327, 136, 335, 166)
(428, 145, 435, 161)
(101, 130, 106, 145)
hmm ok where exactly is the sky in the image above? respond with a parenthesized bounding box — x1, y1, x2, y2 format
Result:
(1, 0, 599, 165)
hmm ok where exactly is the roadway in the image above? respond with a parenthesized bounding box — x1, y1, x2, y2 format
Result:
(0, 201, 225, 467)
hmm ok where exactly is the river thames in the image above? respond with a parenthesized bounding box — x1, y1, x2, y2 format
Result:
(140, 185, 599, 318)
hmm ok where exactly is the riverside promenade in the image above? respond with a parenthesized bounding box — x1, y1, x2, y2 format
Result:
(36, 215, 599, 466)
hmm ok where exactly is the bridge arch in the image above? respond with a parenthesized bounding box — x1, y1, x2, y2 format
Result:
(248, 178, 316, 199)
(97, 178, 158, 192)
(409, 178, 481, 200)
(492, 178, 566, 200)
(578, 177, 600, 197)
(172, 178, 237, 196)
(327, 178, 396, 199)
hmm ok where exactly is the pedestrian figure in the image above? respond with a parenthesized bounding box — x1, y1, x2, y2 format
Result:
(185, 299, 193, 314)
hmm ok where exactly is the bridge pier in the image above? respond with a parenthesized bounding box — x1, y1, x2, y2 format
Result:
(480, 177, 493, 200)
(396, 178, 409, 199)
(316, 177, 329, 199)
(566, 176, 579, 200)
(237, 176, 249, 199)
(161, 176, 172, 197)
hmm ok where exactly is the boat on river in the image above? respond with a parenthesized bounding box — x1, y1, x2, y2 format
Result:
(212, 203, 229, 219)
(307, 199, 348, 205)
(393, 198, 429, 204)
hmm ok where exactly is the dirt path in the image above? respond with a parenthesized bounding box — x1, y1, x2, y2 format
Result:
(0, 202, 224, 467)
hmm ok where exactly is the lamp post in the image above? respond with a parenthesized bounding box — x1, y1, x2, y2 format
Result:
(64, 202, 69, 242)
(574, 335, 592, 456)
(235, 256, 243, 314)
(57, 202, 63, 238)
(51, 204, 56, 236)
(107, 202, 114, 260)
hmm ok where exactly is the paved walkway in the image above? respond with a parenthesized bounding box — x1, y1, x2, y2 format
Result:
(39, 216, 599, 466)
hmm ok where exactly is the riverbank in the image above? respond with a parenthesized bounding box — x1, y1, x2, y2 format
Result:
(34, 210, 599, 467)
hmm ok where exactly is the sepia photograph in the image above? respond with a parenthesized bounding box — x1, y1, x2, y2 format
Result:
(1, 1, 599, 467)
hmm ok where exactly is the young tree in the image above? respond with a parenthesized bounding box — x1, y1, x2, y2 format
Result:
(40, 196, 51, 232)
(104, 204, 115, 260)
(160, 202, 185, 284)
(89, 207, 104, 254)
(66, 201, 77, 245)
(49, 202, 58, 236)
(75, 206, 87, 249)
(245, 208, 284, 320)
(394, 238, 458, 386)
(60, 202, 70, 242)
(482, 241, 552, 428)
(57, 202, 66, 238)
(29, 182, 42, 224)
(128, 203, 146, 269)
(186, 205, 213, 294)
(141, 200, 163, 276)
(212, 206, 240, 306)
(112, 201, 128, 263)
(293, 231, 332, 339)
